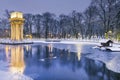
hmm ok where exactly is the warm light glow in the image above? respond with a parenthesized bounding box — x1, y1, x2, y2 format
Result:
(25, 45, 31, 51)
(10, 46, 25, 74)
(11, 12, 23, 18)
(108, 30, 112, 34)
(10, 11, 24, 40)
(75, 44, 82, 61)
(48, 44, 53, 52)
(5, 45, 10, 61)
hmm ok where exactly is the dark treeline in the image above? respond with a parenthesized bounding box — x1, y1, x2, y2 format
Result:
(0, 0, 120, 39)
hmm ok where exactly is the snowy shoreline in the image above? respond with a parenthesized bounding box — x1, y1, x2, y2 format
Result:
(0, 70, 33, 80)
(86, 53, 120, 73)
(0, 61, 33, 80)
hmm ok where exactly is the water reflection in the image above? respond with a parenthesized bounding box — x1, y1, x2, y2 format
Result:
(5, 45, 10, 61)
(25, 45, 32, 58)
(48, 44, 53, 53)
(5, 45, 25, 74)
(1, 44, 120, 80)
(75, 44, 82, 61)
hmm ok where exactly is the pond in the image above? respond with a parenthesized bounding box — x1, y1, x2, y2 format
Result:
(0, 43, 120, 80)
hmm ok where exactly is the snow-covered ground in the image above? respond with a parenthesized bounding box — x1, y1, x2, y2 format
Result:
(0, 70, 33, 80)
(0, 61, 33, 80)
(85, 50, 120, 73)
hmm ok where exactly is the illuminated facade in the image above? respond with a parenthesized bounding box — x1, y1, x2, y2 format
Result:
(9, 12, 24, 40)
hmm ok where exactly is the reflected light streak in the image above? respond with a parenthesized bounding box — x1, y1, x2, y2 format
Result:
(5, 45, 10, 61)
(48, 44, 53, 52)
(75, 44, 82, 61)
(10, 46, 25, 74)
(25, 45, 31, 52)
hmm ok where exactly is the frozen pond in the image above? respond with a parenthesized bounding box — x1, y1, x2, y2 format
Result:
(0, 42, 120, 80)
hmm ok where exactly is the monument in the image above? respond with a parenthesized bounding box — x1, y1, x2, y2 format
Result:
(9, 12, 24, 41)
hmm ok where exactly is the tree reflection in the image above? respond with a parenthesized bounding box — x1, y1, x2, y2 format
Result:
(42, 45, 54, 69)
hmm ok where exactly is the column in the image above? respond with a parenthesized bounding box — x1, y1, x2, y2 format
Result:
(17, 24, 20, 40)
(21, 24, 23, 40)
(16, 24, 18, 40)
(13, 24, 16, 40)
(11, 24, 13, 40)
(10, 18, 24, 41)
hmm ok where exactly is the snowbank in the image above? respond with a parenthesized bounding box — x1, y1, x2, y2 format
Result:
(0, 71, 33, 80)
(85, 50, 120, 73)
(0, 61, 33, 80)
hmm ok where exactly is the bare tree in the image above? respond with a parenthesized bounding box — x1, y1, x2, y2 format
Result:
(84, 4, 98, 39)
(33, 14, 42, 38)
(24, 14, 34, 35)
(42, 12, 55, 39)
(59, 14, 72, 38)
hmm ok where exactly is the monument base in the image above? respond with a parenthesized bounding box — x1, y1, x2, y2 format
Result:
(0, 40, 33, 45)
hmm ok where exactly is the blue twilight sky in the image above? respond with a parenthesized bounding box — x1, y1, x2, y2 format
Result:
(0, 0, 91, 17)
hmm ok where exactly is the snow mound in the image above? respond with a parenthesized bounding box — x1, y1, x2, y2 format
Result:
(86, 50, 120, 73)
(0, 71, 33, 80)
(106, 56, 120, 73)
(0, 61, 33, 80)
(11, 73, 33, 80)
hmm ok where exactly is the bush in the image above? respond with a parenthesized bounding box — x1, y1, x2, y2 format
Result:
(117, 33, 120, 41)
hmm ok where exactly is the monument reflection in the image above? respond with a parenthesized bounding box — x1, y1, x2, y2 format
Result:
(5, 45, 25, 74)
